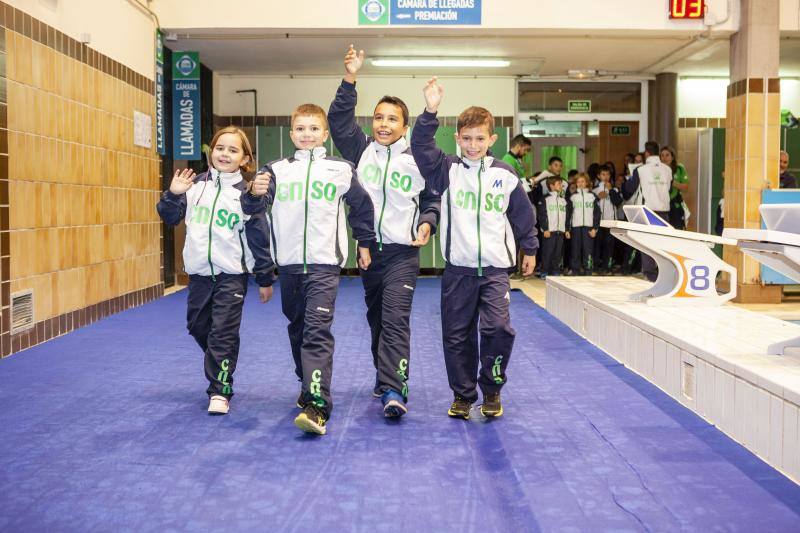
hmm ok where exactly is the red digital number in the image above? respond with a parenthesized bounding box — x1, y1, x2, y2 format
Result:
(670, 0, 704, 19)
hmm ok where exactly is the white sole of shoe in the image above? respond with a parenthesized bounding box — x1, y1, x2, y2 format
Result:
(294, 413, 326, 435)
(383, 399, 408, 418)
(208, 396, 229, 415)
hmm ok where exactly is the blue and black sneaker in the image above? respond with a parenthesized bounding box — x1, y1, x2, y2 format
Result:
(381, 390, 407, 418)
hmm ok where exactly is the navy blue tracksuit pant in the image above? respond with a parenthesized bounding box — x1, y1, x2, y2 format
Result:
(279, 271, 340, 417)
(361, 244, 419, 400)
(570, 227, 595, 273)
(593, 227, 615, 272)
(441, 268, 515, 403)
(541, 232, 565, 275)
(186, 273, 249, 399)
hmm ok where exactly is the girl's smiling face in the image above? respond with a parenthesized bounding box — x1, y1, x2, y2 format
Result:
(211, 133, 250, 173)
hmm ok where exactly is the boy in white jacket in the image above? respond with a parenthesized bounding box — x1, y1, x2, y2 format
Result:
(537, 178, 570, 277)
(243, 104, 375, 435)
(327, 46, 440, 417)
(592, 165, 623, 273)
(411, 78, 538, 420)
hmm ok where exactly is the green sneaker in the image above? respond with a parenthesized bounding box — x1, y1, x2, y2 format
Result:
(481, 392, 503, 418)
(294, 404, 328, 435)
(447, 395, 472, 420)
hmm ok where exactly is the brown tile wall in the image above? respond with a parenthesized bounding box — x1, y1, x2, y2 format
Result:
(1, 3, 162, 357)
(723, 77, 782, 286)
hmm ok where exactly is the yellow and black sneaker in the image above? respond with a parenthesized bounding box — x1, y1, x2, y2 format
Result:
(481, 393, 503, 418)
(294, 404, 328, 435)
(447, 395, 472, 420)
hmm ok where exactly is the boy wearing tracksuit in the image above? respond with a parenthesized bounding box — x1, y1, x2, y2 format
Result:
(327, 46, 440, 418)
(243, 104, 375, 435)
(157, 127, 276, 416)
(592, 165, 623, 274)
(411, 77, 538, 420)
(537, 177, 569, 277)
(567, 173, 601, 275)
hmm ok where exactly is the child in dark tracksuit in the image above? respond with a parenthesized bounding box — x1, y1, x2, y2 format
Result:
(567, 174, 601, 275)
(592, 166, 624, 274)
(537, 177, 569, 277)
(327, 53, 440, 417)
(156, 126, 276, 416)
(242, 104, 375, 435)
(411, 78, 538, 420)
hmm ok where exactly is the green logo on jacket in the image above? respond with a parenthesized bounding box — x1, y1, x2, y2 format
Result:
(190, 206, 240, 229)
(363, 164, 413, 192)
(276, 181, 337, 202)
(453, 190, 504, 213)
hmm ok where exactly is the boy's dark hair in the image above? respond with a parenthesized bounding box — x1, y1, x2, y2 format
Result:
(375, 95, 409, 126)
(598, 164, 612, 176)
(587, 162, 600, 181)
(567, 169, 579, 179)
(548, 156, 563, 166)
(644, 140, 660, 156)
(510, 134, 532, 148)
(457, 106, 494, 133)
(546, 177, 561, 190)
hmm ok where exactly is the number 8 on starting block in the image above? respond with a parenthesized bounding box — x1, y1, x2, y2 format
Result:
(603, 206, 737, 306)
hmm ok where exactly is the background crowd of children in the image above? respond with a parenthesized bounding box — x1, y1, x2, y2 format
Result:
(502, 135, 691, 279)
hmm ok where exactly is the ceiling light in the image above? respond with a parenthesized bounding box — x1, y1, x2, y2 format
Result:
(568, 69, 599, 79)
(371, 58, 510, 68)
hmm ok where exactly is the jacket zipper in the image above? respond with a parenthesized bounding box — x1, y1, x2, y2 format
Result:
(580, 190, 586, 227)
(302, 150, 314, 274)
(477, 159, 484, 276)
(377, 146, 391, 251)
(208, 175, 223, 281)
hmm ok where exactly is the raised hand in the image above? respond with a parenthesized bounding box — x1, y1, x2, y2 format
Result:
(344, 44, 365, 83)
(423, 77, 444, 113)
(169, 168, 196, 195)
(250, 170, 271, 197)
(411, 222, 432, 247)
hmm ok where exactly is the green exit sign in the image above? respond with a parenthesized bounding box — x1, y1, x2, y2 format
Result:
(611, 125, 631, 136)
(568, 100, 591, 112)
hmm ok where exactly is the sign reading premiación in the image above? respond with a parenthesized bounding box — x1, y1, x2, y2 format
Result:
(172, 52, 201, 160)
(359, 0, 481, 25)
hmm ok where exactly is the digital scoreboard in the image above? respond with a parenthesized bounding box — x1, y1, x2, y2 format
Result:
(669, 0, 705, 19)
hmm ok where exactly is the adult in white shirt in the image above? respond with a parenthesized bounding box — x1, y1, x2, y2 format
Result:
(622, 140, 673, 282)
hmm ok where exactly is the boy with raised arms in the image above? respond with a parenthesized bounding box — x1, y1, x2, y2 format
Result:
(327, 46, 440, 418)
(410, 77, 538, 419)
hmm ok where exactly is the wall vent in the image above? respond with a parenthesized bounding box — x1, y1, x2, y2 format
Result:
(11, 290, 34, 334)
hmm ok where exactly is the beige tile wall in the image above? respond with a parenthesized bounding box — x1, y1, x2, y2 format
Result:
(2, 4, 162, 356)
(723, 78, 781, 290)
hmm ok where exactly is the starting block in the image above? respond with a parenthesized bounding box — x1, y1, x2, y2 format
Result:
(602, 206, 737, 306)
(723, 204, 800, 355)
